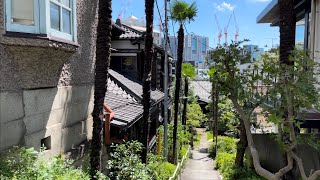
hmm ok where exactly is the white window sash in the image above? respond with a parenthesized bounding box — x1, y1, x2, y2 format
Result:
(6, 0, 40, 34)
(48, 0, 77, 42)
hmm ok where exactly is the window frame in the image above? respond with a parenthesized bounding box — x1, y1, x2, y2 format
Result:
(6, 0, 40, 34)
(5, 0, 77, 42)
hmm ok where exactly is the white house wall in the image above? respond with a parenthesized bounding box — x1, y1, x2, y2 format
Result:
(111, 40, 140, 50)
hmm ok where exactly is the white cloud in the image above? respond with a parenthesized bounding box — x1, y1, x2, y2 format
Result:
(216, 2, 235, 12)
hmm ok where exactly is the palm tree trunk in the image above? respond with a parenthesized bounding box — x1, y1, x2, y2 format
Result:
(141, 0, 155, 164)
(182, 77, 188, 125)
(235, 118, 248, 167)
(90, 0, 112, 178)
(172, 24, 184, 165)
(279, 0, 296, 179)
(279, 0, 296, 65)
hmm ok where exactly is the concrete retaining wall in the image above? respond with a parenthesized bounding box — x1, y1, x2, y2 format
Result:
(0, 85, 94, 156)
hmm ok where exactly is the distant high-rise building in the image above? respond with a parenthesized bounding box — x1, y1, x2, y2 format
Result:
(243, 45, 264, 62)
(164, 34, 209, 68)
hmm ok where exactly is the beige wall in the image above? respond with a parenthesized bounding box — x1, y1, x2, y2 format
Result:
(0, 0, 99, 156)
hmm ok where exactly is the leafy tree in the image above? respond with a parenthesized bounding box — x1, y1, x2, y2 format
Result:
(141, 0, 155, 164)
(170, 0, 197, 165)
(208, 40, 320, 180)
(91, 0, 113, 177)
(182, 63, 196, 125)
(207, 97, 239, 135)
(187, 102, 207, 128)
(208, 42, 248, 168)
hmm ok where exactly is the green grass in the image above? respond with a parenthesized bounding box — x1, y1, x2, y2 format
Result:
(206, 132, 213, 140)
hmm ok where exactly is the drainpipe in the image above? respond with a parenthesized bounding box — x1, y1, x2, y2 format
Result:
(104, 104, 115, 145)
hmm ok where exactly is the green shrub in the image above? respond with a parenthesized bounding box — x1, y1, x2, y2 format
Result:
(215, 152, 235, 172)
(208, 136, 237, 158)
(147, 156, 176, 180)
(158, 124, 191, 162)
(107, 141, 151, 180)
(215, 152, 264, 180)
(211, 136, 264, 180)
(0, 147, 106, 180)
(206, 132, 213, 140)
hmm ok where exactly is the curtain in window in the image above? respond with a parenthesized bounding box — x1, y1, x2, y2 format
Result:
(12, 0, 34, 25)
(310, 0, 320, 63)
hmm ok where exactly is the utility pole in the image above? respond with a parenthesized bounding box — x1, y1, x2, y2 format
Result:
(163, 0, 169, 160)
(214, 83, 219, 157)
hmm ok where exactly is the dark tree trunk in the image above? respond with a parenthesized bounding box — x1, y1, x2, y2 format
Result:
(182, 77, 188, 125)
(279, 0, 296, 65)
(279, 0, 296, 179)
(140, 0, 155, 164)
(90, 0, 112, 178)
(235, 118, 248, 167)
(172, 24, 184, 165)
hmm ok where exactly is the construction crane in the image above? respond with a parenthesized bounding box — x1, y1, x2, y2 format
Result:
(224, 14, 233, 44)
(214, 15, 222, 45)
(233, 11, 239, 42)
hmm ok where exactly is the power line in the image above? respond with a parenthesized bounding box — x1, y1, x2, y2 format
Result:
(155, 0, 164, 28)
(193, 79, 211, 94)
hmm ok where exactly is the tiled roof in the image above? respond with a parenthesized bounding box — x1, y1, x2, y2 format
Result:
(105, 78, 143, 129)
(112, 22, 126, 32)
(191, 80, 212, 103)
(109, 69, 164, 104)
(119, 25, 143, 39)
(105, 71, 164, 129)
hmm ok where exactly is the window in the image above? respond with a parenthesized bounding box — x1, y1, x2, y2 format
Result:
(202, 38, 206, 53)
(192, 38, 197, 54)
(6, 0, 77, 42)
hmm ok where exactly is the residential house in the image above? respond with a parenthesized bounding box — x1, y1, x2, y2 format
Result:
(0, 0, 100, 159)
(104, 20, 172, 149)
(121, 15, 162, 46)
(191, 80, 211, 114)
(104, 70, 164, 148)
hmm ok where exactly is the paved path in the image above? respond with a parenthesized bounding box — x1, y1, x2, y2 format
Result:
(181, 128, 221, 180)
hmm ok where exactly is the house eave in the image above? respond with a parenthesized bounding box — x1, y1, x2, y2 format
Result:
(257, 0, 279, 24)
(257, 0, 311, 26)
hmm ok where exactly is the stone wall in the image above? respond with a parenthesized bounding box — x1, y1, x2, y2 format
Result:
(0, 0, 99, 156)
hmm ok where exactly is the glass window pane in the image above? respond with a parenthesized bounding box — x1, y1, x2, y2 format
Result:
(61, 0, 71, 7)
(12, 0, 34, 25)
(50, 2, 60, 31)
(62, 8, 71, 34)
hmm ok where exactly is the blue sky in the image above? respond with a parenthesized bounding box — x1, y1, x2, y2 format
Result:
(112, 0, 303, 50)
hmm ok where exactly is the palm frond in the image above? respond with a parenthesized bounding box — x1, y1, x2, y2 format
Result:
(170, 0, 197, 24)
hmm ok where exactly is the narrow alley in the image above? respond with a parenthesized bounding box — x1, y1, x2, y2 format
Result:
(181, 128, 221, 180)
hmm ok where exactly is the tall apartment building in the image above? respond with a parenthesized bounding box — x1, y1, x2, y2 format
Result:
(165, 34, 209, 68)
